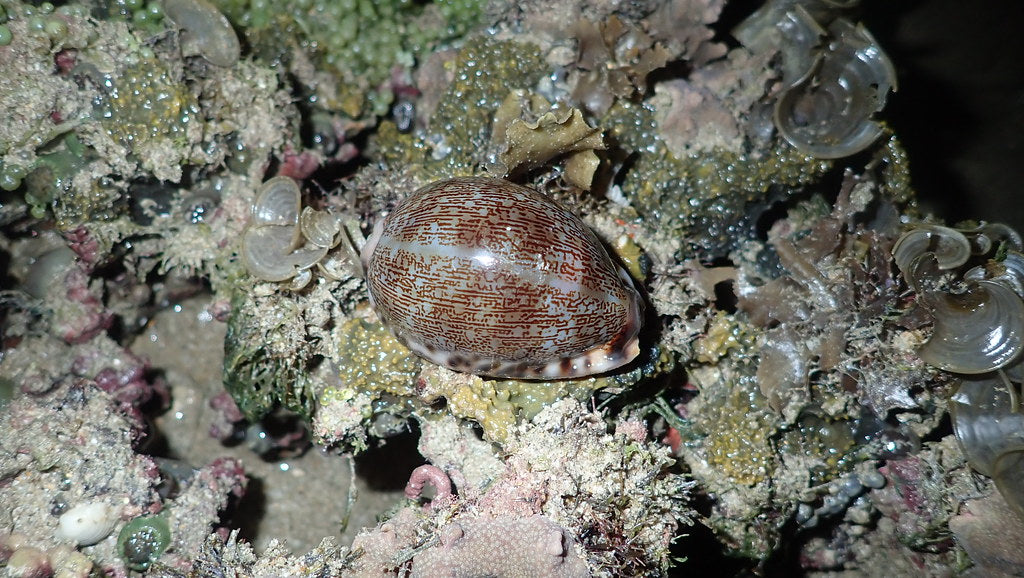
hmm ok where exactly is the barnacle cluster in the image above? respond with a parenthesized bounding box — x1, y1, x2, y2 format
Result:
(240, 176, 353, 290)
(892, 222, 1024, 517)
(734, 0, 897, 158)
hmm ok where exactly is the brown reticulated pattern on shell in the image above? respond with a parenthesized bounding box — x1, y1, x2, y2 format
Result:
(361, 177, 643, 379)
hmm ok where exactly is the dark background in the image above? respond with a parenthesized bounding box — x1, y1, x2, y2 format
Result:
(863, 0, 1024, 231)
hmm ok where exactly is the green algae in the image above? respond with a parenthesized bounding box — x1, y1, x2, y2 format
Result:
(223, 288, 317, 421)
(95, 58, 200, 155)
(375, 36, 547, 177)
(334, 317, 421, 398)
(212, 0, 487, 117)
(695, 372, 779, 486)
(777, 414, 860, 484)
(603, 100, 832, 257)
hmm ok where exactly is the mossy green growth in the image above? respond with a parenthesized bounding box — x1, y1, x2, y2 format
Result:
(211, 0, 486, 117)
(777, 413, 860, 485)
(329, 316, 674, 444)
(694, 312, 759, 364)
(23, 134, 107, 224)
(223, 288, 316, 422)
(603, 100, 832, 257)
(441, 374, 606, 443)
(95, 58, 199, 155)
(117, 513, 171, 571)
(375, 36, 547, 177)
(0, 376, 13, 410)
(332, 316, 596, 443)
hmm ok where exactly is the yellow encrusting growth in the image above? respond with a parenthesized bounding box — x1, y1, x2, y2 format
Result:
(414, 365, 611, 443)
(334, 317, 420, 397)
(698, 376, 778, 486)
(694, 312, 757, 364)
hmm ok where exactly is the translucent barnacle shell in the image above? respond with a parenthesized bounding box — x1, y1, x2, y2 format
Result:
(892, 224, 972, 277)
(241, 177, 329, 285)
(733, 0, 863, 90)
(242, 227, 327, 283)
(252, 176, 301, 227)
(163, 0, 241, 67)
(299, 206, 344, 249)
(966, 251, 1024, 299)
(954, 222, 1024, 258)
(774, 19, 896, 159)
(976, 223, 1024, 252)
(950, 374, 1024, 517)
(917, 280, 1024, 374)
(734, 4, 823, 89)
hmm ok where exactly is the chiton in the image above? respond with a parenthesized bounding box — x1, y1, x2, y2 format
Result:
(361, 177, 643, 379)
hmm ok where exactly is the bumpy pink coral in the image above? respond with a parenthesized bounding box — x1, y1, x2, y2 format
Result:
(410, 515, 588, 578)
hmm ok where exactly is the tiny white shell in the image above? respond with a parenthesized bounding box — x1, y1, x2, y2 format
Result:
(56, 501, 117, 546)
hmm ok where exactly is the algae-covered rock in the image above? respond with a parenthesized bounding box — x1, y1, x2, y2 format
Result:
(212, 0, 487, 118)
(375, 36, 548, 177)
(223, 287, 319, 421)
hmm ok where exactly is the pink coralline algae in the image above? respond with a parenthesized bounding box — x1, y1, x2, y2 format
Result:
(60, 267, 113, 345)
(276, 145, 322, 180)
(410, 515, 589, 578)
(207, 391, 245, 440)
(63, 226, 101, 268)
(71, 346, 167, 425)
